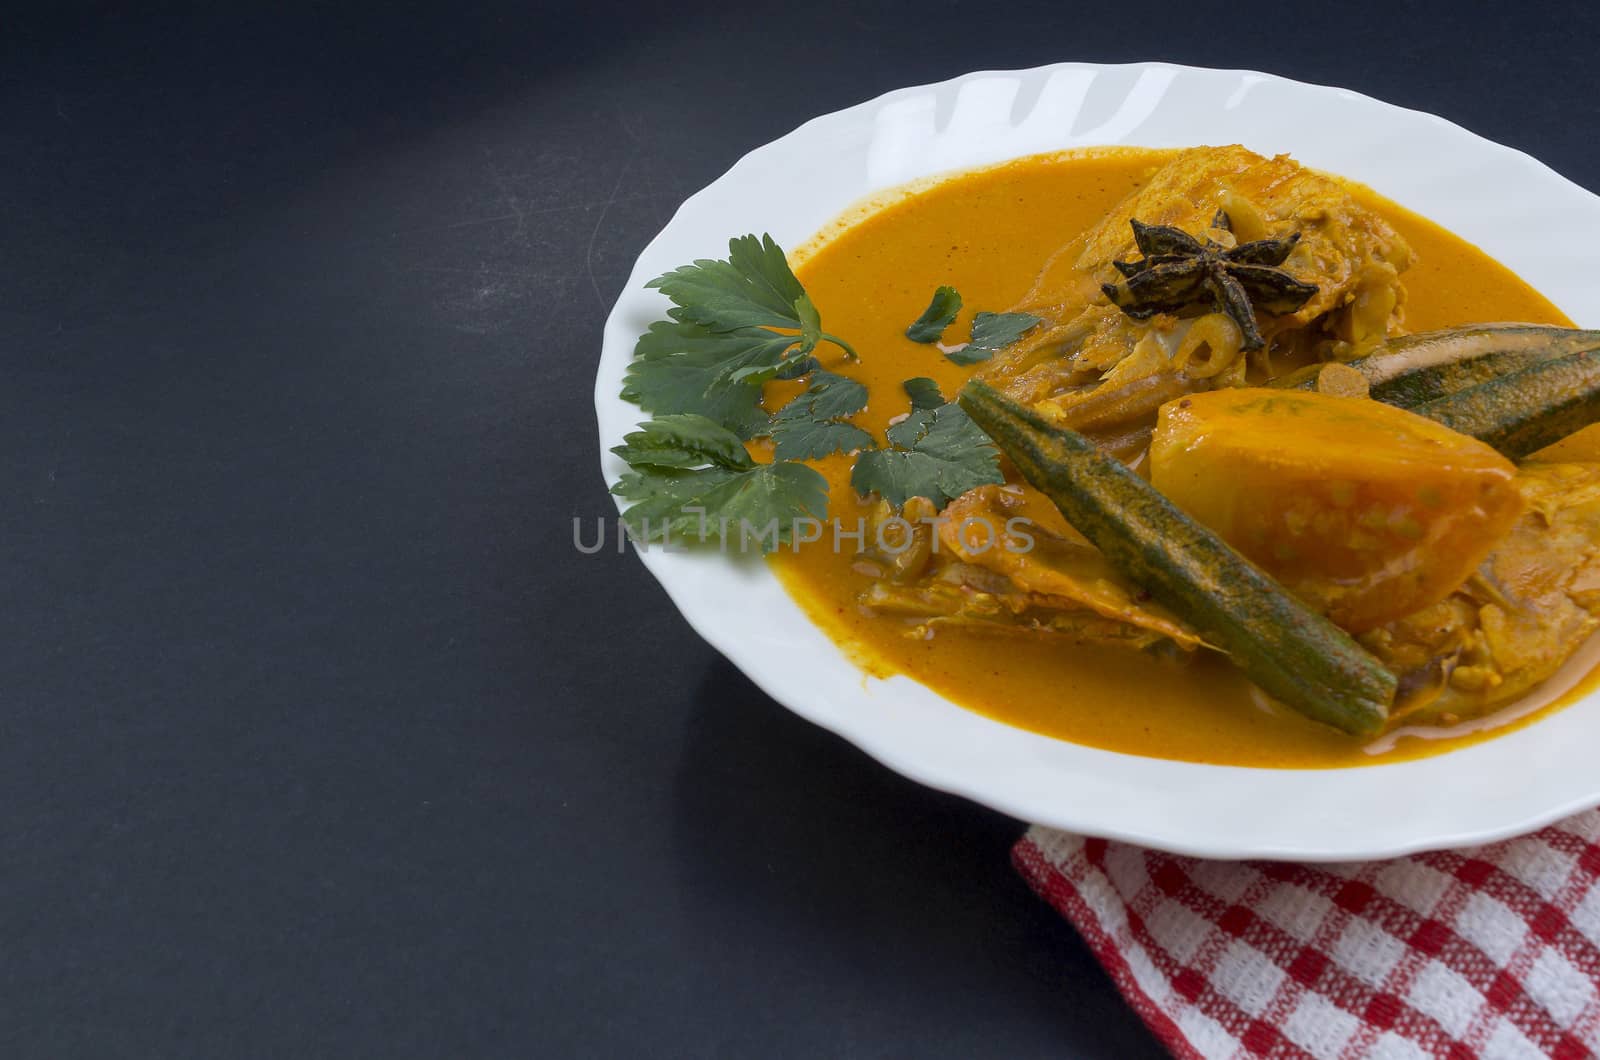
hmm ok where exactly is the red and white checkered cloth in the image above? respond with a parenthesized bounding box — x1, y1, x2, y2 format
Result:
(1015, 811, 1600, 1059)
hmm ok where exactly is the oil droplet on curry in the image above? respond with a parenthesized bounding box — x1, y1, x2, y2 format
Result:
(767, 146, 1595, 769)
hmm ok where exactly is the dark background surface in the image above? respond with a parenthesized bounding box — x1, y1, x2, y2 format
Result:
(3, 2, 1595, 1056)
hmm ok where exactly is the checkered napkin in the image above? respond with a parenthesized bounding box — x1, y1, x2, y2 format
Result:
(1014, 811, 1600, 1059)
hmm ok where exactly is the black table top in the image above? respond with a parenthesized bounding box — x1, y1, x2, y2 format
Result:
(6, 3, 1595, 1056)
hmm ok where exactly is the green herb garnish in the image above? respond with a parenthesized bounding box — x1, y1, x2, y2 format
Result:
(902, 377, 945, 412)
(622, 234, 856, 439)
(610, 414, 828, 550)
(614, 236, 867, 547)
(622, 322, 797, 438)
(944, 311, 1042, 365)
(905, 286, 963, 343)
(614, 235, 1010, 547)
(851, 400, 1004, 508)
(770, 370, 874, 461)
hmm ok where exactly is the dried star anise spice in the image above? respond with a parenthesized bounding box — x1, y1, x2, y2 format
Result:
(1101, 211, 1319, 350)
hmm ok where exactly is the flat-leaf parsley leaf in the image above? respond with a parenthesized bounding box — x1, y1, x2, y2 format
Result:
(945, 310, 1041, 365)
(904, 286, 963, 343)
(901, 377, 945, 412)
(851, 401, 1004, 508)
(611, 413, 756, 471)
(622, 235, 858, 438)
(769, 370, 874, 461)
(610, 414, 827, 549)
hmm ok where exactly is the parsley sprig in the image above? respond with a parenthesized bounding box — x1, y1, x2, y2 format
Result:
(611, 415, 828, 547)
(623, 235, 856, 439)
(612, 239, 1009, 550)
(850, 380, 1004, 507)
(770, 370, 873, 461)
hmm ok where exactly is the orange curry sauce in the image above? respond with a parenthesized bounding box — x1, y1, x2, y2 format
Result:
(768, 147, 1582, 768)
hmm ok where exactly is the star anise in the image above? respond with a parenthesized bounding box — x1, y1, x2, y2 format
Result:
(1100, 210, 1318, 351)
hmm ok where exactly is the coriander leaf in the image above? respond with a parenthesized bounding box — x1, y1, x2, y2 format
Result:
(770, 370, 873, 461)
(611, 414, 755, 471)
(852, 402, 1004, 508)
(902, 377, 945, 412)
(612, 461, 827, 551)
(946, 311, 1042, 365)
(905, 286, 963, 343)
(621, 320, 795, 438)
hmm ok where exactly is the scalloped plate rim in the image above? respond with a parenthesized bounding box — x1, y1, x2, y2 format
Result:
(592, 61, 1600, 861)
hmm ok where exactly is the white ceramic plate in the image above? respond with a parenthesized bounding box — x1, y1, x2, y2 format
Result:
(594, 62, 1600, 860)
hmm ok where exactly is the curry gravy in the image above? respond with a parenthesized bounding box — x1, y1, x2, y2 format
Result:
(770, 148, 1577, 768)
